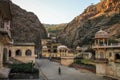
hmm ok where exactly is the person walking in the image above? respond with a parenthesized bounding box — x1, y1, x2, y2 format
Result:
(58, 67, 61, 75)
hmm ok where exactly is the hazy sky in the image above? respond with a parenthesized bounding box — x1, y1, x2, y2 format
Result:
(12, 0, 100, 24)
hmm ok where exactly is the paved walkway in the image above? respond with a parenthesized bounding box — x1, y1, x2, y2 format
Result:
(36, 59, 106, 80)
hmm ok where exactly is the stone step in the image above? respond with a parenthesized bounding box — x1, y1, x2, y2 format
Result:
(0, 67, 10, 78)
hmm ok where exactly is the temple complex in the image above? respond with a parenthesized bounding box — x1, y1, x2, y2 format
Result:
(41, 37, 75, 66)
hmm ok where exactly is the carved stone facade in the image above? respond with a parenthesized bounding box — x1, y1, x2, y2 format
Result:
(93, 30, 120, 79)
(9, 43, 36, 63)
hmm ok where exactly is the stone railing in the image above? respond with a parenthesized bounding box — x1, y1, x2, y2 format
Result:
(92, 43, 120, 48)
(94, 58, 108, 63)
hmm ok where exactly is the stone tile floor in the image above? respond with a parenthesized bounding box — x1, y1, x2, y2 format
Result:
(35, 59, 106, 80)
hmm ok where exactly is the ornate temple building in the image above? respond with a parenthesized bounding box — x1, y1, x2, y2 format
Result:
(93, 30, 120, 79)
(41, 37, 74, 58)
(41, 37, 75, 66)
(41, 37, 61, 58)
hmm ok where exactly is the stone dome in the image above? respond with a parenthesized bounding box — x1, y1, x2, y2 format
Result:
(57, 45, 68, 50)
(95, 30, 109, 39)
(42, 46, 48, 49)
(76, 46, 82, 50)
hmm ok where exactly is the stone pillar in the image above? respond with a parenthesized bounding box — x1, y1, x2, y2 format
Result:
(0, 43, 3, 68)
(32, 48, 35, 56)
(96, 50, 99, 58)
(107, 39, 109, 46)
(22, 49, 25, 57)
(6, 49, 9, 61)
(103, 39, 105, 45)
(96, 63, 107, 76)
(95, 40, 97, 45)
(12, 49, 15, 57)
(98, 39, 100, 46)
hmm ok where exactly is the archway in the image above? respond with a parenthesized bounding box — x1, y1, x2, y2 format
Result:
(25, 49, 32, 56)
(115, 53, 120, 60)
(53, 49, 57, 53)
(15, 50, 22, 56)
(9, 50, 11, 57)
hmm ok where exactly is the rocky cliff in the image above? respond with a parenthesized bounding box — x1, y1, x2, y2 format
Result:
(58, 0, 120, 48)
(9, 1, 47, 51)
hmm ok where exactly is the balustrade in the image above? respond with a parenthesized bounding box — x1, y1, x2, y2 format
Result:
(94, 58, 108, 63)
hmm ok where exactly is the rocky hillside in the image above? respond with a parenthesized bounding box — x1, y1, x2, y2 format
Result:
(9, 1, 47, 51)
(44, 23, 66, 37)
(58, 0, 120, 48)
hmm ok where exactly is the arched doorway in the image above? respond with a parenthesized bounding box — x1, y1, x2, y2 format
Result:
(3, 48, 7, 64)
(115, 53, 120, 60)
(9, 50, 11, 57)
(15, 50, 22, 56)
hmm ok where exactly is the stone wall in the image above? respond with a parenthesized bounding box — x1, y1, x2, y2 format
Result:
(106, 62, 120, 78)
(61, 57, 74, 66)
(9, 45, 36, 63)
(96, 62, 120, 79)
(96, 63, 106, 75)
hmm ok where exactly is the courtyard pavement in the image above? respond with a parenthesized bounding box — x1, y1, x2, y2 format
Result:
(35, 59, 106, 80)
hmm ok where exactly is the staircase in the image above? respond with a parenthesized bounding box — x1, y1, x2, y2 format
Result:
(8, 57, 23, 64)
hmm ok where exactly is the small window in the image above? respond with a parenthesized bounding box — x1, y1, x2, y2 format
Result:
(115, 53, 120, 60)
(25, 50, 32, 56)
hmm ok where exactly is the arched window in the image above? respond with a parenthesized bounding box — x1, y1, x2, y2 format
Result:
(100, 52, 104, 58)
(115, 54, 120, 60)
(25, 49, 32, 56)
(9, 50, 11, 57)
(53, 49, 57, 53)
(16, 50, 22, 56)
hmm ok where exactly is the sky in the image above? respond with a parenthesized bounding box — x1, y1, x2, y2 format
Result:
(12, 0, 100, 24)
